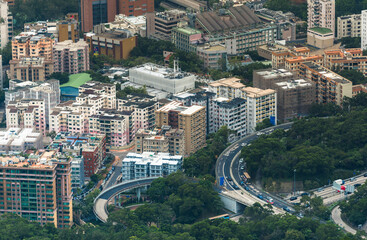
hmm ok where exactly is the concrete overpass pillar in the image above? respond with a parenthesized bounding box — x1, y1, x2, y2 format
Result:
(137, 188, 141, 202)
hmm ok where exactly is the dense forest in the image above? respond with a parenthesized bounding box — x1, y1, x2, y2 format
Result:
(340, 182, 367, 227)
(2, 203, 362, 240)
(241, 93, 367, 190)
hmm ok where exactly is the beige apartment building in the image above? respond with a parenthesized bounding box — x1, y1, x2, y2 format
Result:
(0, 150, 73, 228)
(337, 14, 361, 39)
(135, 127, 185, 156)
(307, 0, 335, 33)
(323, 48, 367, 76)
(9, 57, 53, 82)
(156, 101, 206, 155)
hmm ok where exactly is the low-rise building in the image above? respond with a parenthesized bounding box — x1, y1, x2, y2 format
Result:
(129, 63, 196, 94)
(196, 43, 227, 69)
(121, 152, 182, 181)
(84, 29, 137, 60)
(146, 10, 187, 41)
(323, 48, 367, 76)
(337, 14, 361, 39)
(70, 156, 85, 189)
(48, 133, 106, 177)
(0, 150, 72, 228)
(135, 126, 185, 156)
(107, 15, 146, 37)
(0, 128, 42, 153)
(171, 26, 202, 53)
(53, 40, 90, 74)
(307, 27, 334, 49)
(352, 84, 367, 96)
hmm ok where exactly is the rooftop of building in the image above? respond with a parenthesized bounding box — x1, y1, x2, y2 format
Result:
(215, 97, 246, 107)
(0, 128, 41, 148)
(123, 152, 182, 166)
(209, 77, 245, 89)
(196, 5, 261, 33)
(53, 40, 88, 50)
(0, 150, 70, 169)
(87, 30, 131, 40)
(130, 63, 193, 80)
(242, 87, 276, 98)
(60, 73, 92, 88)
(275, 79, 313, 89)
(157, 101, 204, 114)
(49, 132, 105, 152)
(174, 26, 202, 35)
(309, 27, 333, 34)
(197, 44, 226, 52)
(285, 55, 323, 63)
(114, 14, 146, 25)
(302, 62, 352, 84)
(255, 68, 294, 78)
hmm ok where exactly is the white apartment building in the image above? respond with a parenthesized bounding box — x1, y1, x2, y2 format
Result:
(0, 0, 9, 49)
(0, 128, 42, 154)
(78, 81, 116, 109)
(337, 14, 361, 39)
(208, 77, 277, 133)
(129, 63, 196, 94)
(6, 79, 60, 126)
(361, 10, 367, 50)
(307, 0, 335, 33)
(70, 156, 85, 189)
(6, 99, 46, 135)
(210, 97, 247, 136)
(121, 152, 182, 181)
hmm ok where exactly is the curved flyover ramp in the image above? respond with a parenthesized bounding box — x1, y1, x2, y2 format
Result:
(93, 177, 158, 222)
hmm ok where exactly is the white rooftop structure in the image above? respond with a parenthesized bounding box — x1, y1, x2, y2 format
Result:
(129, 63, 196, 94)
(0, 128, 43, 154)
(275, 79, 313, 89)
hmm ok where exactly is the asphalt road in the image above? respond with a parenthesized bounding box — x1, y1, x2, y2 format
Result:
(216, 123, 294, 212)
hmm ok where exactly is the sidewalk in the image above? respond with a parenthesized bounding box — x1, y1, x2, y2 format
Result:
(331, 206, 357, 235)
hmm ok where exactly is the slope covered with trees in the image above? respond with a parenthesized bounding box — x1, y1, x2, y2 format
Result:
(340, 182, 367, 227)
(241, 94, 367, 189)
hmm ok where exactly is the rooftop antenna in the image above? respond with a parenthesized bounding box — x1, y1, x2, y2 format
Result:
(173, 58, 180, 73)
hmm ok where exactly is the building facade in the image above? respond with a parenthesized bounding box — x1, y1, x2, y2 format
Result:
(53, 40, 90, 74)
(297, 61, 353, 105)
(156, 101, 206, 155)
(80, 0, 154, 32)
(307, 0, 335, 33)
(6, 99, 46, 135)
(362, 10, 367, 50)
(0, 0, 9, 49)
(121, 152, 182, 181)
(9, 57, 54, 82)
(337, 14, 361, 39)
(0, 150, 73, 228)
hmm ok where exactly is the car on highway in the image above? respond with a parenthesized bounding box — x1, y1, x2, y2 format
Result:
(364, 173, 367, 177)
(290, 196, 298, 201)
(266, 197, 274, 204)
(257, 194, 264, 200)
(300, 192, 309, 196)
(244, 185, 250, 191)
(227, 177, 232, 182)
(354, 183, 361, 188)
(256, 132, 264, 136)
(283, 207, 291, 212)
(241, 143, 247, 147)
(233, 185, 240, 190)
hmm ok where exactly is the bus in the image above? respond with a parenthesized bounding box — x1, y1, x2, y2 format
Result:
(209, 214, 230, 220)
(244, 172, 251, 180)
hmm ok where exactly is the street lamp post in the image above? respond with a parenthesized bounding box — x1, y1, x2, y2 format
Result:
(293, 169, 297, 196)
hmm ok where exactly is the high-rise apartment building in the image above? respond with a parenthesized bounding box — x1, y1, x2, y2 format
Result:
(337, 14, 361, 39)
(6, 99, 46, 134)
(9, 57, 54, 82)
(80, 0, 154, 32)
(361, 10, 367, 50)
(53, 40, 90, 74)
(12, 32, 54, 60)
(0, 0, 9, 49)
(0, 150, 73, 228)
(57, 19, 79, 42)
(156, 101, 206, 155)
(6, 79, 60, 127)
(307, 0, 335, 32)
(254, 69, 316, 121)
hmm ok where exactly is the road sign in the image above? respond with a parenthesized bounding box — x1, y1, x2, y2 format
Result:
(220, 177, 224, 186)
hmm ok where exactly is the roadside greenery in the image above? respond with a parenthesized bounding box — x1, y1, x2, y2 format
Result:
(340, 182, 367, 226)
(241, 93, 367, 190)
(183, 126, 231, 177)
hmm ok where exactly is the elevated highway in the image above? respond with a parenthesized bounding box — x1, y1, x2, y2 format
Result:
(93, 177, 158, 222)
